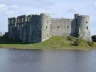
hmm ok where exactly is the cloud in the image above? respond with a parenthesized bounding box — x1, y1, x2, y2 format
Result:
(67, 7, 79, 13)
(7, 10, 14, 14)
(0, 0, 53, 9)
(8, 5, 19, 12)
(0, 4, 7, 12)
(0, 4, 6, 9)
(10, 5, 18, 9)
(0, 3, 19, 15)
(92, 2, 96, 7)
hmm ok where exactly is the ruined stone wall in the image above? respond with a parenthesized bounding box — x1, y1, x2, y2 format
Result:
(28, 14, 41, 43)
(8, 14, 42, 43)
(8, 17, 16, 39)
(27, 15, 32, 43)
(17, 15, 26, 41)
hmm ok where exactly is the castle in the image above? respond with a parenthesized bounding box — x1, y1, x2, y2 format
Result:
(8, 13, 92, 43)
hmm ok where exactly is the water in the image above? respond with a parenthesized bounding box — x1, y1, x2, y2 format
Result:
(0, 49, 96, 72)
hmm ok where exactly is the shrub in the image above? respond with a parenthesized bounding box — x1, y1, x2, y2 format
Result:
(87, 41, 94, 46)
(92, 35, 96, 42)
(69, 38, 80, 46)
(66, 36, 80, 46)
(72, 39, 80, 46)
(73, 39, 80, 46)
(67, 36, 72, 41)
(67, 36, 75, 41)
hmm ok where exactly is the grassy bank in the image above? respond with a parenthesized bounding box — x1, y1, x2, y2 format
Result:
(0, 36, 96, 50)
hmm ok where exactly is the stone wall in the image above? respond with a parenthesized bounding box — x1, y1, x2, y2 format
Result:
(50, 18, 77, 36)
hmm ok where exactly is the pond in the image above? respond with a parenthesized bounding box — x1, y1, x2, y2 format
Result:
(0, 49, 96, 72)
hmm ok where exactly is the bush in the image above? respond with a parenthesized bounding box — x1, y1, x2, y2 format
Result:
(67, 36, 72, 41)
(67, 36, 76, 41)
(87, 41, 94, 46)
(71, 39, 80, 46)
(73, 39, 80, 46)
(66, 36, 80, 46)
(68, 37, 80, 46)
(92, 35, 96, 42)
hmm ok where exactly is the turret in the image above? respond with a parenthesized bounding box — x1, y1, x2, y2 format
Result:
(77, 15, 92, 41)
(40, 13, 51, 42)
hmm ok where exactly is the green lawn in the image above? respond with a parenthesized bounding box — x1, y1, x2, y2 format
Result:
(0, 36, 96, 50)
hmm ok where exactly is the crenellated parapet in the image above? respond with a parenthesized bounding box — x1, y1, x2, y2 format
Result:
(17, 15, 26, 24)
(8, 17, 16, 25)
(27, 15, 32, 23)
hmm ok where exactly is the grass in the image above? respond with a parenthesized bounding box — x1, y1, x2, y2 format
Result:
(0, 36, 96, 50)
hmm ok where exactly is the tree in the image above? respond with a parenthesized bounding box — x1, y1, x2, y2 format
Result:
(92, 35, 96, 42)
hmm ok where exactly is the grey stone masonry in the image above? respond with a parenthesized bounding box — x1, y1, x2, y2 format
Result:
(8, 13, 92, 43)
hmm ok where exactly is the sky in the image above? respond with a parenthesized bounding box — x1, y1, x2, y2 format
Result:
(0, 0, 96, 35)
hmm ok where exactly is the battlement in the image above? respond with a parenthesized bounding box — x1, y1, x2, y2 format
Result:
(8, 13, 50, 24)
(8, 17, 16, 25)
(17, 15, 26, 24)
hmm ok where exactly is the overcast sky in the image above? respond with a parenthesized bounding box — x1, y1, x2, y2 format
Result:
(0, 0, 96, 35)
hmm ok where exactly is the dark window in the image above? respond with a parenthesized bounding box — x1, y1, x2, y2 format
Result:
(86, 21, 88, 24)
(46, 26, 47, 28)
(86, 27, 88, 30)
(58, 26, 59, 28)
(67, 26, 69, 28)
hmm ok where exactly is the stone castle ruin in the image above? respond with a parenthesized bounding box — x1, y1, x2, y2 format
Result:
(8, 13, 92, 43)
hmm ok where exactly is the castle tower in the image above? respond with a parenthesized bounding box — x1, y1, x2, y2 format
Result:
(77, 15, 92, 41)
(40, 13, 51, 42)
(26, 15, 32, 43)
(21, 15, 27, 43)
(8, 17, 16, 39)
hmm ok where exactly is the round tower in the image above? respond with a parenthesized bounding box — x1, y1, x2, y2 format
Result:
(77, 15, 92, 41)
(40, 13, 51, 42)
